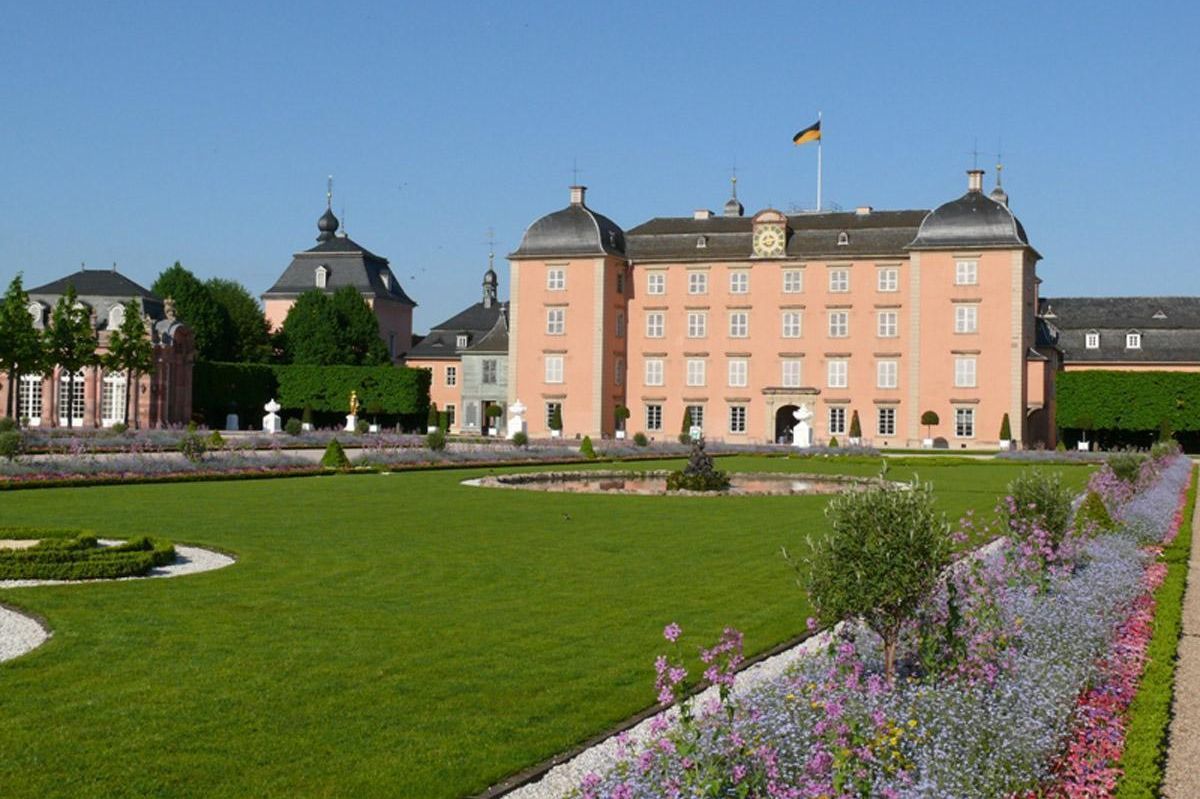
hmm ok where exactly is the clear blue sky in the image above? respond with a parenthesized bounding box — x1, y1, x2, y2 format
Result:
(1, 1, 1197, 330)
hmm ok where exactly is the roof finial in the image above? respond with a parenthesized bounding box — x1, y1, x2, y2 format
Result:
(326, 175, 333, 210)
(723, 163, 745, 217)
(486, 226, 495, 269)
(995, 139, 1004, 188)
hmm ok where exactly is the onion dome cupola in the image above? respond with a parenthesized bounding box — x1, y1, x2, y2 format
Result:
(723, 174, 744, 217)
(482, 254, 499, 308)
(907, 169, 1030, 250)
(316, 207, 340, 242)
(510, 186, 625, 258)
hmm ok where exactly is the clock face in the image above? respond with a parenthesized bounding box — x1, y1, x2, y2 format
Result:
(753, 225, 786, 257)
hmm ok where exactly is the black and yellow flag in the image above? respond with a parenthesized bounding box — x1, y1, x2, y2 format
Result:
(793, 120, 821, 146)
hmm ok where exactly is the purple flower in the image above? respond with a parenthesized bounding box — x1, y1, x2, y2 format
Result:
(663, 622, 682, 642)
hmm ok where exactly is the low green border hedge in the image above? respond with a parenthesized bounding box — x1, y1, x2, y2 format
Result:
(1114, 465, 1198, 797)
(0, 531, 176, 581)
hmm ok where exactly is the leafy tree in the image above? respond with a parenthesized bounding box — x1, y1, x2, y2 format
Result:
(152, 262, 231, 360)
(0, 274, 45, 421)
(102, 300, 154, 427)
(330, 286, 389, 365)
(44, 284, 97, 428)
(920, 410, 939, 438)
(794, 480, 952, 682)
(280, 291, 342, 365)
(205, 278, 271, 362)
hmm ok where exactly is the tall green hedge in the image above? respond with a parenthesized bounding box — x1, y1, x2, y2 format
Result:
(193, 362, 430, 426)
(1057, 371, 1200, 432)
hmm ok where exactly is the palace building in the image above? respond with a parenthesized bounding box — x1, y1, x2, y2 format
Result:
(506, 171, 1051, 448)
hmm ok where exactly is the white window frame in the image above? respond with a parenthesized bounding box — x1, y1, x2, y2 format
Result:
(828, 311, 849, 338)
(729, 311, 748, 338)
(546, 308, 565, 335)
(829, 269, 850, 293)
(101, 372, 128, 426)
(545, 402, 562, 429)
(781, 359, 802, 388)
(644, 359, 664, 386)
(727, 359, 748, 388)
(782, 269, 804, 294)
(687, 311, 707, 339)
(955, 260, 978, 286)
(686, 405, 705, 430)
(547, 268, 566, 291)
(877, 311, 898, 338)
(686, 359, 706, 387)
(876, 360, 898, 389)
(647, 272, 665, 295)
(456, 334, 469, 349)
(827, 359, 848, 389)
(481, 359, 499, 385)
(646, 403, 663, 431)
(1126, 331, 1142, 350)
(687, 271, 708, 295)
(955, 407, 975, 438)
(445, 404, 456, 428)
(955, 305, 978, 334)
(782, 311, 802, 338)
(18, 373, 43, 426)
(645, 312, 664, 338)
(445, 366, 457, 386)
(877, 407, 896, 437)
(729, 272, 749, 294)
(728, 405, 747, 434)
(1085, 331, 1100, 349)
(544, 355, 564, 384)
(315, 266, 328, 288)
(954, 357, 977, 388)
(57, 370, 85, 427)
(828, 406, 846, 435)
(877, 267, 899, 292)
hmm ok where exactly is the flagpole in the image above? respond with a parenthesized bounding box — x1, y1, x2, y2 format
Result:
(816, 111, 823, 212)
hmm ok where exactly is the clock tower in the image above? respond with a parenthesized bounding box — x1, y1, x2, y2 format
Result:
(751, 209, 788, 258)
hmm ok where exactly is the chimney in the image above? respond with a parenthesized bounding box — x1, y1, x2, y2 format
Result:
(569, 185, 586, 206)
(855, 206, 872, 216)
(693, 209, 713, 220)
(967, 169, 984, 193)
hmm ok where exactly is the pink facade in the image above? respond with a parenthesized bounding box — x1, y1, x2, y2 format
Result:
(508, 177, 1048, 448)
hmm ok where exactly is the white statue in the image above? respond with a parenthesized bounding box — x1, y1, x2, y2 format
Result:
(792, 404, 813, 448)
(506, 399, 527, 439)
(263, 398, 282, 434)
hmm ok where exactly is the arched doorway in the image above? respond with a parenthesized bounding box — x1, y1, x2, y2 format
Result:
(775, 404, 799, 444)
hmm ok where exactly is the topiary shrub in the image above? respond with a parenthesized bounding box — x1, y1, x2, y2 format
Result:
(793, 479, 952, 682)
(109, 422, 128, 435)
(427, 402, 439, 430)
(302, 405, 314, 427)
(511, 431, 528, 448)
(920, 410, 939, 438)
(426, 429, 446, 452)
(633, 432, 649, 447)
(0, 417, 16, 433)
(849, 410, 862, 439)
(678, 408, 693, 445)
(549, 405, 563, 434)
(1107, 450, 1146, 484)
(1055, 440, 1067, 452)
(178, 431, 207, 463)
(999, 413, 1013, 441)
(285, 417, 303, 436)
(828, 436, 839, 448)
(580, 435, 597, 459)
(207, 430, 225, 448)
(665, 439, 730, 492)
(0, 533, 176, 580)
(320, 438, 351, 469)
(1075, 489, 1116, 536)
(355, 418, 370, 435)
(0, 430, 24, 461)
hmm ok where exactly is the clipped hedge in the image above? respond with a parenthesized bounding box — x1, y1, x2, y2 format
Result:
(0, 531, 176, 581)
(193, 362, 431, 428)
(1058, 371, 1200, 432)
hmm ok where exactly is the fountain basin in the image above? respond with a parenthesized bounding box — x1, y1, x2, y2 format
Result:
(462, 470, 884, 496)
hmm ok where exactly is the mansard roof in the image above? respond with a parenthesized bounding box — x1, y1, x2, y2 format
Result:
(27, 268, 168, 330)
(1040, 296, 1200, 364)
(510, 187, 625, 259)
(406, 301, 508, 360)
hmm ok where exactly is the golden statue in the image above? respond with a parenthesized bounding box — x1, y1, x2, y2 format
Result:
(349, 390, 360, 417)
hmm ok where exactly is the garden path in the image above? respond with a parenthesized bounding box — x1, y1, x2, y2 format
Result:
(1162, 494, 1200, 796)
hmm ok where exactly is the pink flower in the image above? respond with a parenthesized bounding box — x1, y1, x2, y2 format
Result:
(663, 622, 682, 642)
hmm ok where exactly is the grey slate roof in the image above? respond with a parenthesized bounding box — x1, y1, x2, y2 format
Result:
(510, 195, 626, 258)
(908, 189, 1031, 251)
(406, 301, 508, 360)
(625, 210, 927, 262)
(1040, 297, 1200, 364)
(464, 311, 509, 355)
(27, 268, 168, 331)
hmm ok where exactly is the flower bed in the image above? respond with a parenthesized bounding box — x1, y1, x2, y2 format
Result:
(560, 454, 1192, 798)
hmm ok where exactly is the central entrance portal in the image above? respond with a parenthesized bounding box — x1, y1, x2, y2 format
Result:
(775, 404, 799, 444)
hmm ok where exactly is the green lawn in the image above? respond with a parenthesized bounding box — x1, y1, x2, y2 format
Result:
(0, 455, 1090, 798)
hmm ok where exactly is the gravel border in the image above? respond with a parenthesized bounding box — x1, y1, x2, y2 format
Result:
(0, 542, 235, 663)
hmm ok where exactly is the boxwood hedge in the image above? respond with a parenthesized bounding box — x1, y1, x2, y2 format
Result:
(1057, 371, 1200, 432)
(0, 530, 176, 581)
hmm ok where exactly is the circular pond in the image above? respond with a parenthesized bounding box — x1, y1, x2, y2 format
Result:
(463, 470, 882, 496)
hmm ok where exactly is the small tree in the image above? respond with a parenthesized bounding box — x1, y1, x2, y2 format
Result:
(0, 274, 45, 422)
(320, 438, 352, 469)
(102, 300, 154, 428)
(549, 404, 563, 433)
(614, 404, 630, 431)
(920, 410, 939, 438)
(44, 285, 97, 428)
(999, 413, 1012, 442)
(580, 435, 597, 459)
(796, 480, 952, 682)
(485, 404, 504, 429)
(426, 402, 439, 430)
(679, 407, 693, 444)
(848, 410, 862, 439)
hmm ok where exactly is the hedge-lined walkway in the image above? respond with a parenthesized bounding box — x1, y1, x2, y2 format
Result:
(1163, 495, 1200, 796)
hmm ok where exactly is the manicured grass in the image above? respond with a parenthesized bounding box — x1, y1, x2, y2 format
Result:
(1115, 464, 1198, 797)
(0, 455, 1090, 798)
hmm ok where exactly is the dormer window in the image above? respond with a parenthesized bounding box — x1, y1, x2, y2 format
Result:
(837, 231, 849, 246)
(696, 236, 707, 249)
(456, 334, 469, 348)
(1126, 331, 1142, 350)
(315, 265, 329, 288)
(1085, 330, 1100, 349)
(380, 269, 391, 290)
(108, 304, 126, 329)
(27, 301, 42, 326)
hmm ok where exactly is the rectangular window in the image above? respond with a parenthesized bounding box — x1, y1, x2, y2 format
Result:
(729, 405, 747, 434)
(647, 272, 665, 295)
(827, 360, 848, 389)
(877, 407, 896, 436)
(687, 311, 707, 338)
(446, 404, 456, 427)
(546, 308, 565, 335)
(482, 359, 498, 385)
(781, 359, 802, 388)
(686, 359, 706, 387)
(877, 360, 898, 389)
(686, 405, 705, 430)
(545, 402, 562, 428)
(955, 260, 978, 286)
(1085, 331, 1100, 349)
(544, 355, 563, 384)
(646, 403, 663, 431)
(828, 406, 846, 435)
(644, 359, 664, 386)
(877, 267, 899, 292)
(18, 374, 42, 424)
(101, 373, 127, 425)
(57, 371, 84, 426)
(614, 357, 625, 386)
(1126, 332, 1142, 349)
(955, 305, 978, 333)
(954, 357, 977, 388)
(547, 268, 565, 290)
(955, 407, 975, 438)
(727, 359, 748, 388)
(616, 272, 625, 294)
(782, 311, 802, 338)
(877, 311, 898, 338)
(828, 311, 849, 338)
(829, 269, 850, 293)
(615, 312, 626, 338)
(445, 366, 457, 386)
(645, 312, 664, 338)
(729, 272, 749, 294)
(783, 269, 804, 294)
(688, 271, 708, 295)
(729, 311, 748, 338)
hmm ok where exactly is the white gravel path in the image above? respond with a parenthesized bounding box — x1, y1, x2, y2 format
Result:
(0, 542, 234, 664)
